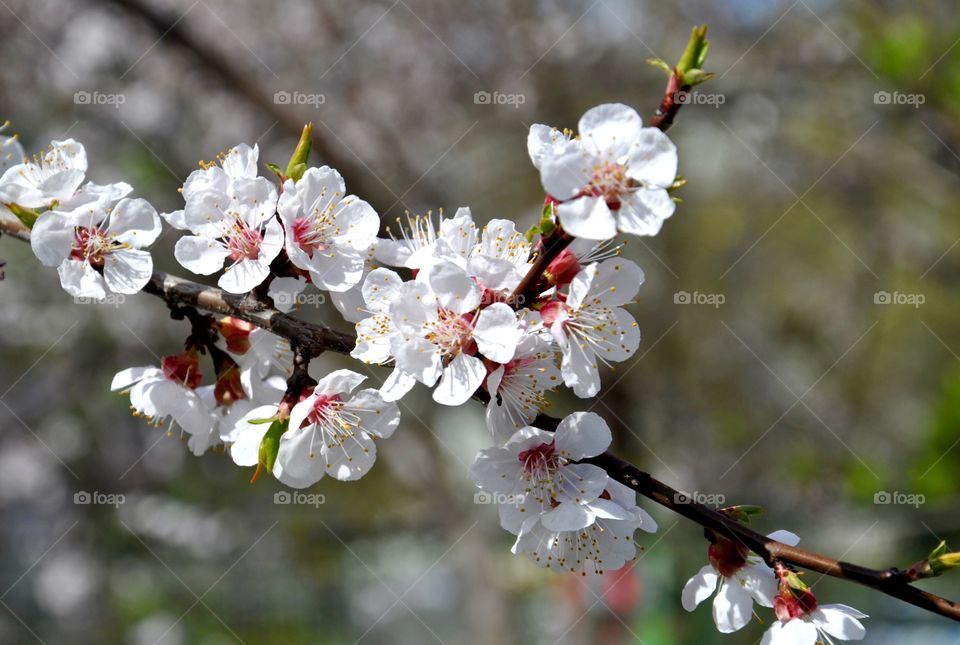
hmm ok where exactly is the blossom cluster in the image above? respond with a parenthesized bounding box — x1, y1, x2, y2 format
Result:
(0, 102, 868, 640)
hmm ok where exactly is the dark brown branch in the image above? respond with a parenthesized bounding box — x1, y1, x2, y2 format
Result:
(3, 215, 958, 622)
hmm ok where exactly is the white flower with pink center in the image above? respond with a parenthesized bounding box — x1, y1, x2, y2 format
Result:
(541, 258, 643, 398)
(484, 334, 561, 442)
(275, 369, 400, 486)
(510, 479, 658, 575)
(0, 138, 87, 209)
(111, 351, 213, 440)
(277, 166, 379, 292)
(761, 586, 867, 644)
(379, 260, 523, 405)
(169, 144, 281, 293)
(682, 530, 800, 633)
(472, 412, 613, 529)
(30, 197, 161, 299)
(535, 103, 678, 240)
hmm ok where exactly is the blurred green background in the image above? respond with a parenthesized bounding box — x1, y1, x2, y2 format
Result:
(3, 0, 960, 642)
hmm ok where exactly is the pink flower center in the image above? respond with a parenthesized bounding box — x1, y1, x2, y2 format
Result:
(707, 538, 750, 578)
(162, 352, 202, 389)
(587, 161, 637, 211)
(291, 217, 326, 256)
(774, 589, 818, 621)
(425, 309, 477, 358)
(226, 220, 263, 262)
(307, 393, 343, 426)
(517, 441, 559, 482)
(69, 227, 111, 269)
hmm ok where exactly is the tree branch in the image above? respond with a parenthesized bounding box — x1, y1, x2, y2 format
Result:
(3, 215, 958, 622)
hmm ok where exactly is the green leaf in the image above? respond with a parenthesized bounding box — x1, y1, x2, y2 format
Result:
(645, 57, 672, 76)
(265, 162, 284, 179)
(524, 224, 541, 243)
(247, 415, 279, 425)
(722, 504, 764, 523)
(929, 540, 948, 561)
(258, 418, 288, 473)
(677, 25, 710, 79)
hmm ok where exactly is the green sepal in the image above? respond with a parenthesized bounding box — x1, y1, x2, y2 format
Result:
(6, 202, 40, 229)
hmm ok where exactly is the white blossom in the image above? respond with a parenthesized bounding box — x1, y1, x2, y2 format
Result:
(682, 530, 800, 633)
(471, 412, 613, 530)
(376, 207, 475, 271)
(31, 196, 161, 299)
(0, 138, 87, 209)
(542, 258, 643, 397)
(535, 104, 678, 240)
(277, 166, 379, 292)
(275, 369, 400, 486)
(379, 260, 523, 405)
(111, 352, 212, 442)
(511, 479, 657, 575)
(763, 598, 867, 645)
(169, 144, 281, 293)
(484, 333, 561, 442)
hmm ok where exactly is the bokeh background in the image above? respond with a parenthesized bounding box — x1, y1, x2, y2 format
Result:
(2, 0, 960, 643)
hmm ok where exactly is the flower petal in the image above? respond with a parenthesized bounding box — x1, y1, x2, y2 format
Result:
(712, 578, 754, 633)
(557, 196, 618, 241)
(813, 605, 867, 640)
(174, 235, 229, 275)
(554, 411, 611, 460)
(103, 248, 153, 294)
(433, 352, 485, 405)
(681, 565, 719, 611)
(473, 302, 521, 364)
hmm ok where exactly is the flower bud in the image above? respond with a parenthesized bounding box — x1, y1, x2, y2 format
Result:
(218, 316, 256, 354)
(542, 248, 581, 288)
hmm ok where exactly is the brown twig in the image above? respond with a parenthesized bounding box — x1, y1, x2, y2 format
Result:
(3, 215, 957, 622)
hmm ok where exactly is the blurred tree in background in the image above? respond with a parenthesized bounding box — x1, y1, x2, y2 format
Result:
(2, 0, 960, 642)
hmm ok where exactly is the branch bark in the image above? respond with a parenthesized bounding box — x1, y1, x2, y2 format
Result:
(2, 214, 958, 622)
